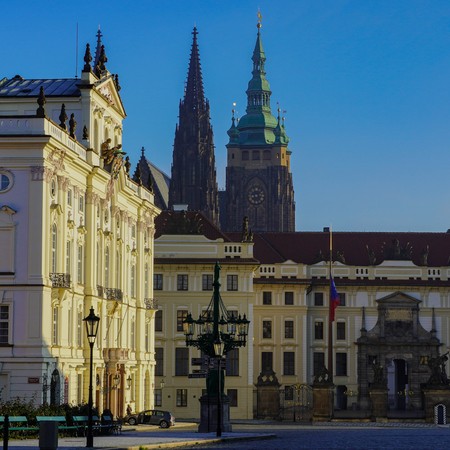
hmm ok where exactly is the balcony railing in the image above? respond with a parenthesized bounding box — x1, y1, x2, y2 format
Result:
(50, 273, 71, 288)
(105, 288, 123, 301)
(144, 298, 158, 310)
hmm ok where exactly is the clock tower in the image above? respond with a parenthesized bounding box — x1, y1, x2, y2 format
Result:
(223, 19, 295, 232)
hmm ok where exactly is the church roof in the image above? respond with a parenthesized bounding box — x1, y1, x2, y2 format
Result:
(0, 76, 80, 97)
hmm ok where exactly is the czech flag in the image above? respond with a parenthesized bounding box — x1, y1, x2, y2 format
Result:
(330, 276, 340, 322)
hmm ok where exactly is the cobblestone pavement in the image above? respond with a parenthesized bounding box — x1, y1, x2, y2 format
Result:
(5, 422, 450, 450)
(183, 423, 450, 450)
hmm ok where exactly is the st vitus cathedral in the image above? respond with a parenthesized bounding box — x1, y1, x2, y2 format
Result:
(166, 21, 295, 232)
(167, 28, 220, 226)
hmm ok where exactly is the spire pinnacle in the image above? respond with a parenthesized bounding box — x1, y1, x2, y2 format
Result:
(94, 27, 103, 69)
(183, 26, 206, 113)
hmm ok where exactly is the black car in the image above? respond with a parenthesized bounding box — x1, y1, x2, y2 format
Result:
(125, 409, 175, 428)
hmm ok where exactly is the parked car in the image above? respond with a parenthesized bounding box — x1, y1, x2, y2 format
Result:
(125, 409, 175, 428)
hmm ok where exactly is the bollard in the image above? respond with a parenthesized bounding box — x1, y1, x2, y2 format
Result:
(38, 421, 58, 450)
(3, 414, 9, 450)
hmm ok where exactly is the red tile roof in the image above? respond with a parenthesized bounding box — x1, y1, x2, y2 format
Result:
(247, 231, 450, 267)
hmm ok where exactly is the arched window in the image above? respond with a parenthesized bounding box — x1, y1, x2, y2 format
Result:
(51, 224, 57, 273)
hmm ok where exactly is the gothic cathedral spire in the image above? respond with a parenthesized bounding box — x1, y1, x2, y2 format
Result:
(223, 17, 295, 232)
(168, 28, 220, 226)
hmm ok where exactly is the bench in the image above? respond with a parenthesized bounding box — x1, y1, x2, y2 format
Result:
(0, 416, 38, 434)
(98, 415, 121, 435)
(35, 416, 78, 435)
(72, 415, 89, 436)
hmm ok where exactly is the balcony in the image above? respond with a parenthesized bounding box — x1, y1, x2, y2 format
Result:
(50, 273, 71, 288)
(103, 348, 129, 363)
(105, 288, 123, 301)
(144, 298, 158, 310)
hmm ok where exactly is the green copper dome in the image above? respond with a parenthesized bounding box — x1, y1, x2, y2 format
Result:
(230, 23, 286, 146)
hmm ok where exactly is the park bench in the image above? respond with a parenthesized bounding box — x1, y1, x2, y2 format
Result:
(35, 415, 78, 435)
(0, 416, 38, 434)
(99, 415, 121, 435)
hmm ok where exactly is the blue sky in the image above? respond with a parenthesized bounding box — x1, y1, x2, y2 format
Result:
(3, 0, 450, 231)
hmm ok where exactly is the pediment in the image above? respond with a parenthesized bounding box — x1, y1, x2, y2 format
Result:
(376, 291, 421, 306)
(94, 77, 126, 117)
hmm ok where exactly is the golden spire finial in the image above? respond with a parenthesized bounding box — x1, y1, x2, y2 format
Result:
(257, 9, 262, 29)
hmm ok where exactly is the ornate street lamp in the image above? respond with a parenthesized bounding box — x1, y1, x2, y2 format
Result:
(83, 307, 100, 448)
(183, 262, 250, 435)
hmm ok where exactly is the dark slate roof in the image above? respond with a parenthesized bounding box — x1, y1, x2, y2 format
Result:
(138, 158, 170, 210)
(234, 231, 450, 267)
(155, 210, 230, 242)
(0, 76, 80, 97)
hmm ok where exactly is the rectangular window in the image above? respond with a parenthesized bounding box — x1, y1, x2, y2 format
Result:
(202, 274, 213, 291)
(226, 348, 239, 376)
(0, 305, 9, 344)
(155, 347, 164, 376)
(227, 389, 238, 407)
(283, 352, 295, 375)
(177, 310, 188, 332)
(175, 348, 189, 376)
(79, 194, 84, 212)
(154, 389, 162, 407)
(314, 321, 324, 340)
(67, 189, 72, 206)
(339, 292, 346, 307)
(313, 352, 325, 376)
(145, 323, 149, 352)
(52, 307, 58, 345)
(176, 389, 188, 407)
(263, 292, 272, 305)
(261, 352, 273, 372)
(154, 274, 163, 291)
(77, 311, 82, 347)
(66, 241, 71, 275)
(262, 320, 272, 339)
(131, 264, 136, 297)
(284, 292, 294, 305)
(285, 320, 294, 339)
(336, 322, 346, 340)
(227, 275, 238, 291)
(336, 352, 347, 376)
(314, 293, 324, 306)
(155, 310, 163, 332)
(130, 320, 136, 350)
(77, 245, 84, 284)
(177, 274, 188, 291)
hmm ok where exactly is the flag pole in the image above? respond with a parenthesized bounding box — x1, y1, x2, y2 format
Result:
(328, 226, 333, 382)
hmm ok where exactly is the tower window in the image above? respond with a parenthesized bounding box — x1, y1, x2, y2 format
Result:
(242, 151, 249, 161)
(252, 151, 260, 160)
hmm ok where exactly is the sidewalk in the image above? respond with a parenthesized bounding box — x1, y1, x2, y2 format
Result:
(5, 422, 276, 449)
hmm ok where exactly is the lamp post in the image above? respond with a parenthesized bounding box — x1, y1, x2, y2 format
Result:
(83, 307, 100, 448)
(183, 262, 250, 435)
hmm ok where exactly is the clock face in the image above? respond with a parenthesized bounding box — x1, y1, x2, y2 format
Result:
(248, 186, 265, 205)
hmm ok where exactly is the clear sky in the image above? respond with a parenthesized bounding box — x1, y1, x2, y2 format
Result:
(3, 0, 450, 232)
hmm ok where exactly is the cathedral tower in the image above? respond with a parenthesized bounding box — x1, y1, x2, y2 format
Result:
(224, 19, 295, 232)
(168, 28, 220, 226)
